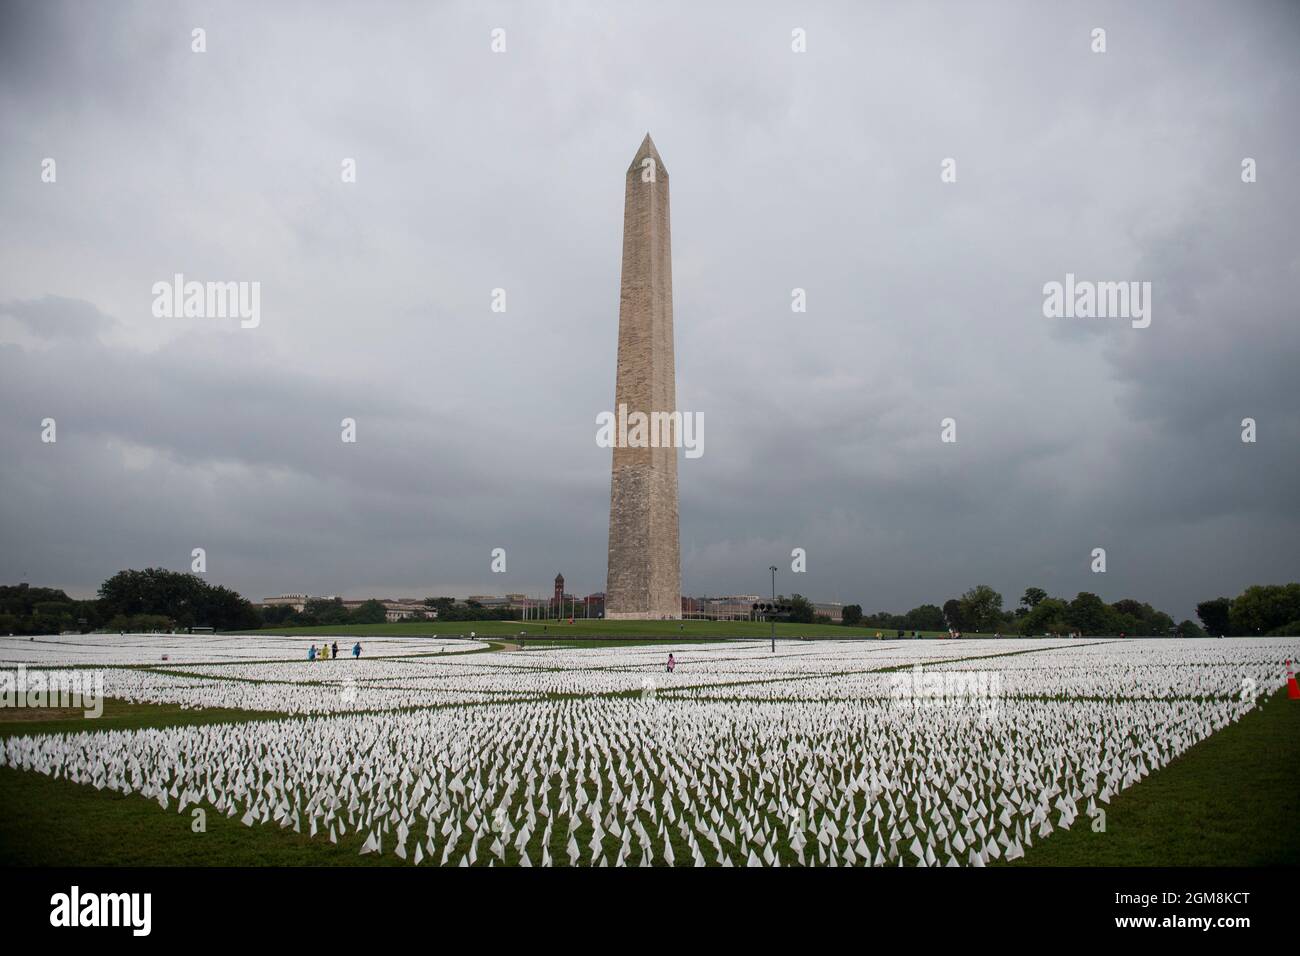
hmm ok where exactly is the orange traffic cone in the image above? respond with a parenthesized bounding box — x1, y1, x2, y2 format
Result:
(1287, 660, 1299, 700)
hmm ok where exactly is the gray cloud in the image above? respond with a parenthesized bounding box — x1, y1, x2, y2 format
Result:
(1, 295, 115, 339)
(1, 0, 1297, 620)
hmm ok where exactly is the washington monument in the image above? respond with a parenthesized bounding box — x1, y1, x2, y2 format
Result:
(604, 134, 681, 620)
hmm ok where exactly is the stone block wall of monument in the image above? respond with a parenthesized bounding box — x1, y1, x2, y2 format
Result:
(605, 134, 681, 620)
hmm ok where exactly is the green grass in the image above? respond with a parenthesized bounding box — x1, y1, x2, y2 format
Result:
(1013, 689, 1300, 866)
(2, 689, 1294, 867)
(0, 766, 392, 866)
(246, 618, 952, 640)
(0, 698, 285, 740)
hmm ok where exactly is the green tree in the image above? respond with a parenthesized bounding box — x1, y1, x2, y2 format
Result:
(1147, 610, 1175, 636)
(958, 585, 1004, 632)
(105, 613, 172, 632)
(0, 585, 104, 634)
(1020, 597, 1068, 635)
(1108, 599, 1175, 636)
(1065, 592, 1111, 634)
(1196, 597, 1232, 636)
(904, 604, 946, 631)
(301, 597, 349, 626)
(349, 599, 388, 625)
(262, 604, 300, 627)
(785, 594, 816, 624)
(199, 585, 262, 631)
(1228, 584, 1300, 635)
(1020, 587, 1047, 610)
(942, 599, 964, 631)
(98, 568, 258, 631)
(841, 604, 863, 626)
(1111, 599, 1146, 620)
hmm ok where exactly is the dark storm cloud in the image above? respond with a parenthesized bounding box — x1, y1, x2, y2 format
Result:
(0, 0, 1297, 618)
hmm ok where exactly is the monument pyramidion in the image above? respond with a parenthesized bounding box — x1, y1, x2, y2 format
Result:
(604, 134, 681, 620)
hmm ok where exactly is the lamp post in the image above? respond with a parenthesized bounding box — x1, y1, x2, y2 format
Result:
(769, 565, 778, 653)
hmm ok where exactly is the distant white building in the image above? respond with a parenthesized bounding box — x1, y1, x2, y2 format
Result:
(681, 595, 762, 621)
(340, 599, 436, 622)
(263, 594, 310, 612)
(264, 594, 436, 621)
(813, 602, 845, 623)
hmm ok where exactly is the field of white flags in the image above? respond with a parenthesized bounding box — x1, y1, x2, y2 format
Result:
(3, 634, 1298, 866)
(0, 632, 488, 666)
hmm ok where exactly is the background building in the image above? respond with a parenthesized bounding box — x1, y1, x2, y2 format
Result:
(813, 602, 845, 623)
(263, 593, 310, 612)
(681, 595, 762, 621)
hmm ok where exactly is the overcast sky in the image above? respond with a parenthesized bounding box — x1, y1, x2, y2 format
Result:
(1, 0, 1297, 621)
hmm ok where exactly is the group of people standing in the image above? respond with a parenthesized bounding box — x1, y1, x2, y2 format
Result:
(308, 641, 361, 661)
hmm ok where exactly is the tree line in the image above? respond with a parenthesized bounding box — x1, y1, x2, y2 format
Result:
(5, 572, 1298, 637)
(0, 572, 528, 635)
(1, 569, 261, 634)
(1193, 584, 1300, 636)
(263, 595, 517, 628)
(837, 582, 1300, 637)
